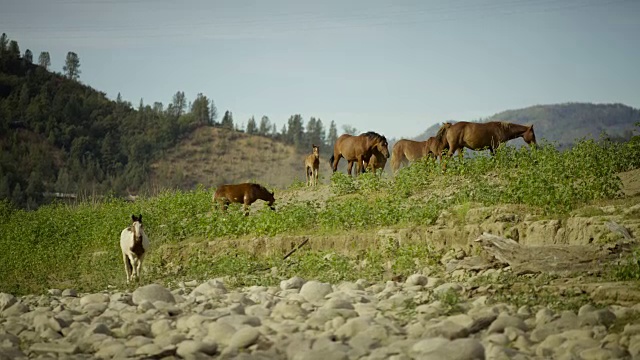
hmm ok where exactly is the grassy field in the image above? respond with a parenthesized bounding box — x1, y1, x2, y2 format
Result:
(1, 137, 640, 297)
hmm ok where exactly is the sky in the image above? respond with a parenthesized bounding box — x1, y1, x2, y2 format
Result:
(2, 0, 639, 139)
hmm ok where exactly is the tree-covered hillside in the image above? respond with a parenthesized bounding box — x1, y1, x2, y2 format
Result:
(0, 35, 207, 209)
(0, 33, 344, 209)
(413, 103, 640, 145)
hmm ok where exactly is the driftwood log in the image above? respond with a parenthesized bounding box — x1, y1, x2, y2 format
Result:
(457, 230, 634, 276)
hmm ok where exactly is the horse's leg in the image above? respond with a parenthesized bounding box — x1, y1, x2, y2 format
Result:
(313, 168, 318, 186)
(332, 154, 341, 173)
(347, 161, 354, 176)
(443, 143, 458, 171)
(136, 254, 145, 282)
(306, 166, 310, 186)
(243, 197, 250, 216)
(123, 253, 132, 284)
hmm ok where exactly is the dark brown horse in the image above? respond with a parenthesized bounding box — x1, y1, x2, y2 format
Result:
(442, 121, 536, 158)
(213, 183, 275, 216)
(364, 147, 387, 175)
(304, 144, 320, 186)
(390, 123, 451, 172)
(330, 131, 390, 176)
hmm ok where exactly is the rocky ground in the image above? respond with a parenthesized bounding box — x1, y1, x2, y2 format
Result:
(2, 269, 640, 360)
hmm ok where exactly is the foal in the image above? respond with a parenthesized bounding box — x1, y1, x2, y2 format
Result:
(305, 144, 320, 186)
(120, 214, 150, 284)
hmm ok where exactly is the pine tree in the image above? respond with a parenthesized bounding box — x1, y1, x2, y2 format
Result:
(170, 91, 186, 117)
(246, 116, 257, 134)
(221, 110, 234, 129)
(38, 51, 51, 69)
(63, 51, 81, 80)
(209, 99, 218, 125)
(0, 33, 8, 58)
(24, 49, 33, 63)
(8, 40, 20, 58)
(327, 120, 338, 147)
(190, 93, 210, 125)
(259, 116, 271, 136)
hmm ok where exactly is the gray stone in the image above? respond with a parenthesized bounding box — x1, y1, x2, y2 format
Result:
(405, 274, 428, 286)
(2, 302, 29, 318)
(61, 289, 77, 297)
(0, 293, 16, 311)
(335, 317, 373, 340)
(154, 331, 187, 348)
(228, 327, 260, 349)
(176, 340, 218, 357)
(191, 279, 228, 297)
(271, 301, 308, 320)
(206, 321, 236, 346)
(135, 343, 166, 357)
(30, 342, 79, 354)
(280, 276, 306, 290)
(578, 309, 617, 327)
(293, 349, 348, 360)
(488, 314, 527, 333)
(79, 293, 110, 306)
(132, 284, 175, 305)
(434, 282, 463, 295)
(299, 281, 332, 303)
(423, 320, 468, 340)
(95, 342, 127, 359)
(321, 297, 354, 310)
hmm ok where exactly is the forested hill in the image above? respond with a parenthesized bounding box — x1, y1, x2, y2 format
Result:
(414, 103, 640, 145)
(0, 33, 340, 209)
(0, 34, 224, 209)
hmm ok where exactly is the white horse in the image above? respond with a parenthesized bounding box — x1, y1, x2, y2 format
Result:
(120, 214, 149, 283)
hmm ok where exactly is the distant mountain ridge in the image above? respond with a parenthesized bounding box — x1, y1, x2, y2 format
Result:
(413, 103, 640, 146)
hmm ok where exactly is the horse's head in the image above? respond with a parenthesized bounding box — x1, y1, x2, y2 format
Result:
(312, 144, 319, 158)
(370, 134, 390, 159)
(523, 125, 536, 145)
(267, 190, 276, 211)
(130, 214, 144, 241)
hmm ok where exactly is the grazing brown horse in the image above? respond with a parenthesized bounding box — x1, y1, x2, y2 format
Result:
(426, 122, 452, 161)
(442, 121, 536, 158)
(304, 144, 320, 186)
(390, 139, 428, 172)
(213, 183, 275, 216)
(330, 131, 390, 176)
(364, 147, 387, 175)
(391, 123, 451, 172)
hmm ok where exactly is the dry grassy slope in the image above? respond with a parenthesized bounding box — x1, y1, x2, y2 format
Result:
(149, 127, 338, 190)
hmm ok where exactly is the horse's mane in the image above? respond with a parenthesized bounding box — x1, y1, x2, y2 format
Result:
(361, 131, 387, 143)
(498, 121, 512, 129)
(435, 123, 451, 140)
(255, 183, 272, 194)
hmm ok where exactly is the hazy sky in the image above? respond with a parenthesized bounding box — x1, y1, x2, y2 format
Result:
(2, 0, 639, 139)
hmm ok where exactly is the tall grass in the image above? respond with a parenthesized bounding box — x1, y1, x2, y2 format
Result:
(1, 137, 638, 294)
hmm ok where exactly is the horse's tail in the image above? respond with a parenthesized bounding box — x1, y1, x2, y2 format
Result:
(329, 154, 335, 170)
(390, 143, 402, 173)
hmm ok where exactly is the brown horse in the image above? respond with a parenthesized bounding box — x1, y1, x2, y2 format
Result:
(213, 183, 275, 216)
(390, 123, 451, 172)
(390, 139, 428, 172)
(364, 147, 387, 175)
(330, 131, 390, 176)
(442, 121, 536, 158)
(304, 144, 320, 186)
(426, 122, 452, 161)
